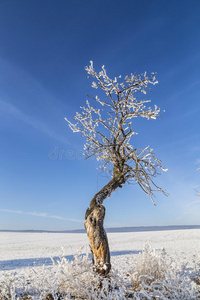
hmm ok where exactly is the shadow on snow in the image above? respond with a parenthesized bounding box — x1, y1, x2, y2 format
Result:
(0, 250, 141, 271)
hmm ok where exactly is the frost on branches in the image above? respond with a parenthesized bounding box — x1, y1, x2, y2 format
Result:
(65, 61, 167, 204)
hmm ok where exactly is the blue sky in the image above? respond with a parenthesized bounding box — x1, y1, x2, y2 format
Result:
(0, 0, 200, 230)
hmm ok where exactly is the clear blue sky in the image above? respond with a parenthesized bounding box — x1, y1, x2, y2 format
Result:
(0, 0, 200, 230)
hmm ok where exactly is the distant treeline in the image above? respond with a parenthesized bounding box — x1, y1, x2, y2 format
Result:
(1, 225, 200, 234)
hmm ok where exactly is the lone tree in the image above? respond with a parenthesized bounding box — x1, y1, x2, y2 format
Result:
(65, 62, 167, 276)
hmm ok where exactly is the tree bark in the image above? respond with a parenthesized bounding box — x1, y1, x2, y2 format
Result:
(84, 173, 127, 276)
(85, 204, 111, 276)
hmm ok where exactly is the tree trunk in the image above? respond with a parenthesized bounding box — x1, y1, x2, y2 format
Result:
(85, 204, 111, 276)
(84, 173, 126, 276)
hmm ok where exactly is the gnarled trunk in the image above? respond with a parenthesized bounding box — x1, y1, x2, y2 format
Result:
(85, 204, 111, 276)
(84, 172, 127, 276)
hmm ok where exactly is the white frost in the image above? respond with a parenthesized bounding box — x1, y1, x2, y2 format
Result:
(65, 62, 167, 203)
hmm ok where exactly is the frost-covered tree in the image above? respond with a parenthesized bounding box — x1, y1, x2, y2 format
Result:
(65, 62, 167, 276)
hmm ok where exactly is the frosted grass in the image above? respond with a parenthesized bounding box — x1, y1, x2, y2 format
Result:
(0, 229, 200, 299)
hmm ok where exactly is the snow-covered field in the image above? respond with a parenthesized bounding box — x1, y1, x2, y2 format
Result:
(1, 229, 200, 271)
(1, 229, 200, 299)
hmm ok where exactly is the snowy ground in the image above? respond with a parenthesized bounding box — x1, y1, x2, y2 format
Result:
(0, 229, 200, 299)
(0, 229, 200, 271)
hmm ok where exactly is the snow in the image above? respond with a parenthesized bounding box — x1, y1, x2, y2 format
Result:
(0, 232, 87, 269)
(0, 229, 200, 298)
(1, 229, 200, 271)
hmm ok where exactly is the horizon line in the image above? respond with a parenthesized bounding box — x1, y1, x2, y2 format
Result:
(1, 224, 200, 233)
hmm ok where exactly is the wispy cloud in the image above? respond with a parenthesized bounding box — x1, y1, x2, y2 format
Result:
(0, 208, 83, 223)
(0, 57, 72, 146)
(186, 199, 200, 208)
(0, 100, 71, 146)
(165, 80, 200, 104)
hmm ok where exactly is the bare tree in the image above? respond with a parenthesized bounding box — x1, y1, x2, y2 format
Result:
(65, 61, 167, 276)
